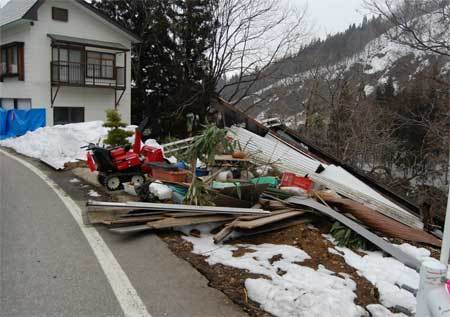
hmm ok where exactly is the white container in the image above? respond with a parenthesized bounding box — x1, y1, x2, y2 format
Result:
(149, 182, 172, 200)
(123, 182, 137, 196)
(216, 171, 233, 182)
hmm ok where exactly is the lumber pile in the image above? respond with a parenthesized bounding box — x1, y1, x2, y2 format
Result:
(87, 200, 316, 240)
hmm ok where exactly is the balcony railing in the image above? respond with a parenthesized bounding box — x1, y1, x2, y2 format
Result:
(51, 61, 125, 89)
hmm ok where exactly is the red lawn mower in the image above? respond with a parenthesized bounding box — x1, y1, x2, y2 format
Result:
(82, 118, 165, 191)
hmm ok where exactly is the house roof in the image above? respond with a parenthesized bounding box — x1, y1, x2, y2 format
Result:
(0, 0, 37, 28)
(0, 0, 141, 43)
(48, 33, 129, 51)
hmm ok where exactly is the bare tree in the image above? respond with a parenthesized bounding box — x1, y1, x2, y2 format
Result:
(210, 0, 308, 105)
(365, 0, 450, 57)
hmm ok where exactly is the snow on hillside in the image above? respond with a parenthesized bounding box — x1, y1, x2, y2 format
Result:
(251, 10, 449, 119)
(0, 121, 136, 169)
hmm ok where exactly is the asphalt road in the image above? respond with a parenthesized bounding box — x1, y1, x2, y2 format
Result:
(0, 150, 245, 317)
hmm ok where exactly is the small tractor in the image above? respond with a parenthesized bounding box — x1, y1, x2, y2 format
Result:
(82, 118, 164, 191)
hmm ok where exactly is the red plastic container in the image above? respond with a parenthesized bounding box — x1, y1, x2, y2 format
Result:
(141, 146, 164, 162)
(280, 172, 313, 191)
(151, 168, 188, 183)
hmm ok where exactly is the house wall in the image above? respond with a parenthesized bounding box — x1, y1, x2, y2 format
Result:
(0, 0, 134, 125)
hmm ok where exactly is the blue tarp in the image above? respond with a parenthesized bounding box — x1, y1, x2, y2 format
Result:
(0, 109, 46, 140)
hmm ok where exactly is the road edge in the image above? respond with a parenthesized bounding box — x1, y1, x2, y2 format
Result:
(0, 149, 152, 317)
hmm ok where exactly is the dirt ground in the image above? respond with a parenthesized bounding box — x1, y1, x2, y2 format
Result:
(160, 220, 384, 317)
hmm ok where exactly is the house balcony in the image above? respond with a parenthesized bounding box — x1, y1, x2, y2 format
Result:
(51, 61, 125, 90)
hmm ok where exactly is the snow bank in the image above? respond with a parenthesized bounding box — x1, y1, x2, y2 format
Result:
(0, 121, 135, 170)
(333, 244, 423, 313)
(366, 304, 408, 317)
(184, 234, 366, 317)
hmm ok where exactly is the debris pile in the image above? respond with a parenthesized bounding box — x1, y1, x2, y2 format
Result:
(84, 121, 440, 272)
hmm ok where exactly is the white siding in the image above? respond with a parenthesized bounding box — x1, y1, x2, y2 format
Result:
(0, 0, 134, 125)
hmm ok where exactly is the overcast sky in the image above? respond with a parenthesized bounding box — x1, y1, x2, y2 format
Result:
(0, 0, 369, 38)
(294, 0, 369, 38)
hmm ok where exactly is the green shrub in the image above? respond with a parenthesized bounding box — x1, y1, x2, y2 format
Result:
(103, 109, 133, 147)
(330, 221, 369, 250)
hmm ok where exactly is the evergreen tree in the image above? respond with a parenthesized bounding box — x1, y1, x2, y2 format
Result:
(103, 110, 133, 147)
(93, 0, 217, 138)
(384, 76, 395, 99)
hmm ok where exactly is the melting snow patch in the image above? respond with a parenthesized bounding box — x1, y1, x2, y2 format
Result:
(88, 189, 101, 197)
(364, 85, 375, 96)
(367, 304, 408, 317)
(395, 243, 430, 262)
(333, 245, 419, 313)
(184, 234, 366, 317)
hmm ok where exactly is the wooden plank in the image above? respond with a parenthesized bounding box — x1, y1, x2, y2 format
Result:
(233, 217, 314, 237)
(233, 210, 306, 229)
(162, 212, 216, 218)
(87, 200, 270, 215)
(214, 154, 250, 162)
(213, 209, 301, 243)
(120, 211, 165, 218)
(213, 220, 239, 243)
(147, 215, 234, 229)
(102, 215, 164, 225)
(109, 225, 151, 234)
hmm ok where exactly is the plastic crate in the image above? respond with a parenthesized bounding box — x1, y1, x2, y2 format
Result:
(151, 167, 188, 183)
(280, 172, 313, 191)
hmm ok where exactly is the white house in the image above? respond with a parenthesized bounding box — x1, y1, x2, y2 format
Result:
(0, 0, 140, 125)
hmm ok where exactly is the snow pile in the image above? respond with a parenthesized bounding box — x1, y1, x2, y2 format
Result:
(0, 121, 135, 170)
(184, 234, 366, 317)
(366, 304, 408, 317)
(88, 189, 101, 197)
(332, 243, 426, 313)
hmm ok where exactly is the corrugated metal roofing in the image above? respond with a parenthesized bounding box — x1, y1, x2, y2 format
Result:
(230, 126, 423, 229)
(0, 0, 37, 28)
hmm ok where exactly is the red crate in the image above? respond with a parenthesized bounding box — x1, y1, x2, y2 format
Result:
(280, 172, 313, 191)
(141, 146, 164, 162)
(151, 167, 188, 183)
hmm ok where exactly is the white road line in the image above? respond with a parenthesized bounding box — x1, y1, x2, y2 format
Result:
(0, 149, 152, 317)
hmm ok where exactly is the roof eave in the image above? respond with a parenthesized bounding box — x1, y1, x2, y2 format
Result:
(0, 18, 33, 31)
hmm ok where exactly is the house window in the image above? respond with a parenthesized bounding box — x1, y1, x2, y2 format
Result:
(0, 98, 32, 109)
(52, 7, 68, 22)
(54, 107, 85, 125)
(16, 99, 32, 109)
(86, 51, 115, 79)
(0, 42, 24, 81)
(52, 46, 83, 84)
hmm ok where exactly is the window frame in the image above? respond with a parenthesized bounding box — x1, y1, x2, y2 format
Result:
(0, 42, 24, 81)
(53, 107, 85, 125)
(85, 51, 116, 80)
(52, 7, 68, 22)
(0, 98, 32, 110)
(51, 45, 84, 84)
